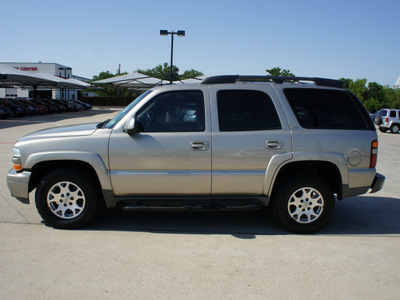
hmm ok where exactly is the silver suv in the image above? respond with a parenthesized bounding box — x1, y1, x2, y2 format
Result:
(374, 108, 400, 133)
(6, 76, 385, 233)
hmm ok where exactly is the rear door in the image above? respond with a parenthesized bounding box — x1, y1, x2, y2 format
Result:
(209, 85, 292, 195)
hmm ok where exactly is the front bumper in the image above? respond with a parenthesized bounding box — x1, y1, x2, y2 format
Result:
(6, 168, 31, 204)
(370, 173, 385, 193)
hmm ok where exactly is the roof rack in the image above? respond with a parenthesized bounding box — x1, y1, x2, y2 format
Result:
(201, 75, 344, 88)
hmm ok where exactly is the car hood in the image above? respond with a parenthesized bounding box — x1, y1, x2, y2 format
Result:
(18, 123, 98, 141)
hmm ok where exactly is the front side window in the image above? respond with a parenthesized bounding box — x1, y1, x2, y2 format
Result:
(217, 90, 281, 131)
(136, 90, 205, 132)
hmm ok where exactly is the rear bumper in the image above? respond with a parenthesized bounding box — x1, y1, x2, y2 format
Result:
(340, 172, 385, 199)
(6, 169, 31, 204)
(370, 173, 385, 193)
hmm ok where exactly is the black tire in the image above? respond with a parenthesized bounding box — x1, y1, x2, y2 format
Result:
(272, 176, 335, 234)
(390, 124, 400, 134)
(379, 128, 388, 133)
(35, 168, 101, 229)
(374, 115, 382, 125)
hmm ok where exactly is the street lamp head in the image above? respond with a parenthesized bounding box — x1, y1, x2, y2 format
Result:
(160, 30, 169, 36)
(177, 30, 185, 37)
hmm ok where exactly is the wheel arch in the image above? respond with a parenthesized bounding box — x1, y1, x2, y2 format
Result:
(28, 159, 107, 198)
(268, 160, 343, 200)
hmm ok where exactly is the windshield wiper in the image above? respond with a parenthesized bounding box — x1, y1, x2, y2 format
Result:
(96, 119, 111, 128)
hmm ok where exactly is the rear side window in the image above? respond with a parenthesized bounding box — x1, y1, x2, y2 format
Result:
(390, 110, 397, 118)
(217, 90, 281, 131)
(284, 88, 373, 130)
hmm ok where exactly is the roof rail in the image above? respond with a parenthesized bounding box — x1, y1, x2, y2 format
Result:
(201, 75, 344, 88)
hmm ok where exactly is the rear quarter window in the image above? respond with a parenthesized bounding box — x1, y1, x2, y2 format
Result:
(284, 88, 374, 130)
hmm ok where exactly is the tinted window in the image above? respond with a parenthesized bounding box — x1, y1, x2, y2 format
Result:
(136, 90, 205, 132)
(284, 88, 373, 130)
(217, 90, 281, 131)
(390, 110, 397, 118)
(378, 110, 387, 117)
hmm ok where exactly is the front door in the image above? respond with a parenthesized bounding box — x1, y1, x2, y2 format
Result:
(109, 89, 211, 196)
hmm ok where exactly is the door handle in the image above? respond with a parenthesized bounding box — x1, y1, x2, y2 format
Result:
(190, 141, 209, 151)
(265, 140, 284, 150)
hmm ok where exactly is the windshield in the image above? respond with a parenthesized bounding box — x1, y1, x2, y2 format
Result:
(103, 90, 153, 129)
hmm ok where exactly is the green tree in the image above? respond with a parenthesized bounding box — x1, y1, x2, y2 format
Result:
(367, 82, 387, 109)
(363, 97, 380, 112)
(90, 71, 138, 98)
(340, 78, 368, 103)
(136, 63, 203, 81)
(266, 67, 295, 77)
(137, 62, 180, 81)
(339, 78, 353, 90)
(384, 87, 400, 109)
(340, 78, 400, 111)
(181, 69, 203, 79)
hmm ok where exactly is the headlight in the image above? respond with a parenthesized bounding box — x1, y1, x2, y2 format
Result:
(12, 148, 22, 171)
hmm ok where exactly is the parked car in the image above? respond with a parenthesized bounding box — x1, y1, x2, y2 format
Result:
(0, 107, 9, 119)
(374, 109, 400, 133)
(6, 75, 385, 233)
(48, 99, 67, 112)
(12, 99, 39, 115)
(19, 99, 48, 114)
(0, 102, 15, 118)
(62, 100, 84, 111)
(31, 99, 58, 113)
(0, 98, 27, 117)
(69, 99, 92, 110)
(56, 100, 76, 112)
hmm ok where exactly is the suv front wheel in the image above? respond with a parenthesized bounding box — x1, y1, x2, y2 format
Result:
(35, 168, 101, 229)
(272, 176, 335, 233)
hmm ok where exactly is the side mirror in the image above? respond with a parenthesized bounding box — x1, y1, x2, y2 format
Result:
(123, 117, 138, 135)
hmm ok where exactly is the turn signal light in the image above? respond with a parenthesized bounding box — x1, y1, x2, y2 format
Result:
(13, 164, 22, 171)
(370, 140, 378, 168)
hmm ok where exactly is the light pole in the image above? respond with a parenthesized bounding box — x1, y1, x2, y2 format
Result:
(160, 30, 185, 84)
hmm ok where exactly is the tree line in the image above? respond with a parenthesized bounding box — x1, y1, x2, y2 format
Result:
(266, 67, 400, 112)
(89, 65, 400, 112)
(89, 63, 203, 97)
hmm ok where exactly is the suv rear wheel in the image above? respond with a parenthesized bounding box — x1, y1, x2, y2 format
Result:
(390, 124, 399, 134)
(35, 168, 101, 229)
(272, 176, 335, 234)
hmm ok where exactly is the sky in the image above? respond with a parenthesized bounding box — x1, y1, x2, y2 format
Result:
(1, 0, 399, 86)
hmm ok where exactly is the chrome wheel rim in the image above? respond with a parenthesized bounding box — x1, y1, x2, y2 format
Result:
(287, 187, 324, 224)
(47, 181, 86, 219)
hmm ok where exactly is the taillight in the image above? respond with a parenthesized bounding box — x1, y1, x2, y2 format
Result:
(385, 117, 389, 123)
(370, 140, 378, 168)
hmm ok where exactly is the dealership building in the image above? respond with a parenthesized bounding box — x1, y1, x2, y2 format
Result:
(0, 62, 89, 99)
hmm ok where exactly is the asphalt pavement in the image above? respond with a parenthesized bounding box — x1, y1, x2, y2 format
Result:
(0, 108, 399, 299)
